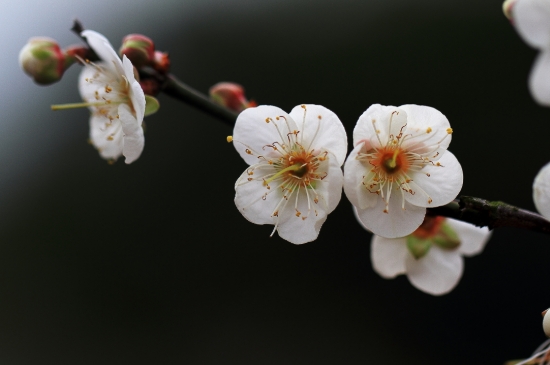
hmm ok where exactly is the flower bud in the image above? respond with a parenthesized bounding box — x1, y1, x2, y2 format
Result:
(152, 51, 170, 73)
(139, 78, 161, 96)
(209, 82, 257, 113)
(119, 34, 155, 68)
(19, 37, 65, 85)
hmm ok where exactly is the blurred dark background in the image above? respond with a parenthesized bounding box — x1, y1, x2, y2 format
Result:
(2, 0, 549, 364)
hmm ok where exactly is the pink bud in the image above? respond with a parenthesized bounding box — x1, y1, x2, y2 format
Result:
(19, 37, 65, 85)
(152, 51, 170, 73)
(209, 82, 256, 113)
(119, 34, 155, 68)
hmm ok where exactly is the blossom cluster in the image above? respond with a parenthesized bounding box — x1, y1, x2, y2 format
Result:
(230, 102, 492, 295)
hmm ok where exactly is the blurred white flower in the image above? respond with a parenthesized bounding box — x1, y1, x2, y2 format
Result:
(343, 104, 463, 238)
(78, 30, 146, 164)
(370, 216, 491, 296)
(533, 162, 550, 219)
(510, 0, 550, 106)
(232, 104, 347, 244)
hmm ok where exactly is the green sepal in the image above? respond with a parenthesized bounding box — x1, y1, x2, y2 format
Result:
(406, 235, 432, 259)
(432, 223, 461, 250)
(144, 95, 160, 116)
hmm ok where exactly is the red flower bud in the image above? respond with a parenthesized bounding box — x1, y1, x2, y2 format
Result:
(119, 34, 155, 68)
(209, 82, 256, 113)
(152, 51, 170, 73)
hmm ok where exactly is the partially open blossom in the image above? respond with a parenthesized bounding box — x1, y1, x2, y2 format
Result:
(119, 34, 155, 68)
(533, 162, 550, 219)
(509, 0, 550, 105)
(50, 30, 160, 164)
(210, 82, 256, 112)
(19, 37, 66, 85)
(370, 215, 491, 295)
(232, 104, 347, 244)
(344, 104, 463, 238)
(79, 30, 149, 163)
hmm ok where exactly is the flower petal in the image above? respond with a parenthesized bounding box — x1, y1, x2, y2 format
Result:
(370, 235, 408, 278)
(343, 143, 378, 210)
(89, 114, 123, 161)
(119, 104, 144, 164)
(234, 164, 291, 226)
(513, 0, 550, 49)
(444, 218, 492, 257)
(288, 104, 347, 166)
(325, 153, 344, 214)
(404, 150, 463, 208)
(529, 51, 550, 106)
(353, 104, 407, 148)
(405, 245, 463, 296)
(534, 161, 550, 219)
(399, 104, 452, 156)
(81, 30, 123, 75)
(277, 211, 328, 245)
(233, 105, 296, 166)
(354, 190, 426, 238)
(122, 55, 145, 123)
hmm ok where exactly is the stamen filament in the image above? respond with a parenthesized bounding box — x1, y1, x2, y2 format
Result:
(264, 164, 302, 184)
(51, 100, 120, 111)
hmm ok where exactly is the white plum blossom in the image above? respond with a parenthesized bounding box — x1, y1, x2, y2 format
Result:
(510, 0, 550, 106)
(344, 104, 463, 238)
(370, 215, 492, 296)
(78, 30, 146, 163)
(533, 162, 550, 219)
(232, 104, 347, 244)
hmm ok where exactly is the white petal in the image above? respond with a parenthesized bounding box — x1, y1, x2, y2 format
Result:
(89, 115, 123, 160)
(371, 235, 408, 278)
(353, 104, 407, 148)
(123, 55, 146, 123)
(529, 51, 550, 106)
(399, 104, 452, 156)
(78, 64, 103, 104)
(354, 189, 426, 238)
(234, 164, 290, 226)
(405, 245, 463, 296)
(288, 104, 347, 166)
(325, 154, 344, 214)
(444, 218, 492, 257)
(343, 144, 378, 209)
(534, 161, 550, 219)
(119, 104, 144, 164)
(513, 0, 550, 49)
(81, 30, 124, 75)
(405, 151, 463, 208)
(277, 211, 328, 245)
(233, 105, 296, 166)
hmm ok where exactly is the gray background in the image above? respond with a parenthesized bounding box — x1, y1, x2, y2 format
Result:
(1, 0, 549, 364)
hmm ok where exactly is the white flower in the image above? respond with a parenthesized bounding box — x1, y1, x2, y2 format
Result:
(533, 162, 550, 219)
(370, 216, 491, 296)
(343, 104, 463, 238)
(232, 104, 347, 244)
(511, 0, 550, 106)
(78, 30, 146, 163)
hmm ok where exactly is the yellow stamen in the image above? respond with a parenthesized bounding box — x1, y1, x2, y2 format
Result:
(265, 164, 302, 184)
(227, 136, 233, 143)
